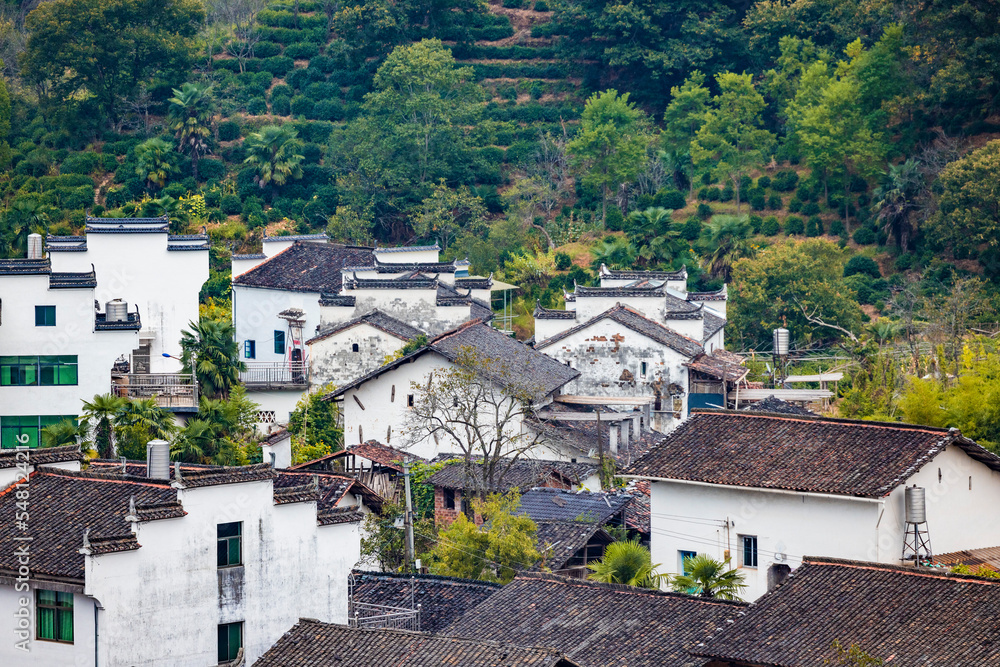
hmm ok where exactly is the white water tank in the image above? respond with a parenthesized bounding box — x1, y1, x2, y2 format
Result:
(773, 328, 790, 356)
(146, 440, 170, 479)
(27, 233, 43, 259)
(106, 299, 128, 322)
(905, 486, 926, 524)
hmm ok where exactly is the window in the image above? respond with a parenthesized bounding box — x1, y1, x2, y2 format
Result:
(244, 340, 255, 359)
(443, 488, 456, 510)
(217, 622, 243, 663)
(679, 550, 697, 576)
(36, 589, 73, 643)
(2, 416, 77, 449)
(273, 330, 285, 355)
(217, 522, 242, 567)
(1, 356, 78, 386)
(35, 306, 55, 327)
(640, 361, 648, 378)
(741, 535, 758, 568)
(351, 343, 359, 352)
(407, 394, 414, 407)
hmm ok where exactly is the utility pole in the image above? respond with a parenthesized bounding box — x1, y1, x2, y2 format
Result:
(403, 458, 415, 572)
(596, 411, 606, 490)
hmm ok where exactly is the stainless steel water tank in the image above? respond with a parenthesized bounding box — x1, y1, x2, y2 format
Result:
(773, 328, 790, 356)
(146, 439, 170, 479)
(106, 299, 128, 322)
(905, 486, 926, 524)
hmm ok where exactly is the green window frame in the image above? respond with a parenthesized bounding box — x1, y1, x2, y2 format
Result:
(1, 416, 78, 449)
(244, 340, 255, 359)
(35, 306, 56, 327)
(273, 330, 285, 355)
(741, 535, 758, 568)
(217, 522, 242, 568)
(218, 622, 243, 663)
(36, 589, 74, 643)
(679, 550, 697, 576)
(1, 356, 78, 387)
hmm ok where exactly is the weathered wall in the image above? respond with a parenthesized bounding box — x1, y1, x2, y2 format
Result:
(309, 323, 409, 391)
(0, 584, 96, 667)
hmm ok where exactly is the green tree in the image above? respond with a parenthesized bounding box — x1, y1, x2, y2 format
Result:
(930, 139, 1000, 272)
(289, 384, 343, 462)
(114, 398, 176, 461)
(21, 0, 204, 127)
(412, 181, 487, 251)
(243, 125, 305, 188)
(41, 419, 88, 449)
(590, 236, 638, 272)
(627, 207, 684, 267)
(2, 198, 48, 258)
(871, 159, 923, 250)
(134, 138, 179, 189)
(180, 318, 245, 399)
(426, 491, 539, 583)
(82, 393, 125, 458)
(692, 73, 776, 213)
(702, 214, 755, 282)
(168, 82, 214, 180)
(662, 72, 710, 196)
(326, 206, 376, 246)
(672, 554, 746, 600)
(568, 90, 651, 224)
(587, 539, 666, 589)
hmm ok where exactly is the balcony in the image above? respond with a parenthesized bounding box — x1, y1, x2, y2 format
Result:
(112, 373, 199, 412)
(239, 362, 308, 390)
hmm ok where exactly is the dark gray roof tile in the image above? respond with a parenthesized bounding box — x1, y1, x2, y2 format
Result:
(233, 243, 374, 293)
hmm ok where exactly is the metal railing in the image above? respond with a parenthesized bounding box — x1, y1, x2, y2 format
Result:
(239, 361, 308, 389)
(111, 373, 198, 410)
(347, 601, 420, 631)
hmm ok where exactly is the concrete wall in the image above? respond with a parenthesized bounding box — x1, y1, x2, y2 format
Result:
(233, 286, 320, 366)
(48, 234, 206, 374)
(0, 584, 96, 667)
(309, 323, 409, 392)
(343, 288, 469, 336)
(80, 479, 360, 666)
(0, 273, 137, 438)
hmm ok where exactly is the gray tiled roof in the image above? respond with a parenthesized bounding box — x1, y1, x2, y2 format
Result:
(233, 243, 374, 293)
(254, 619, 580, 666)
(0, 445, 82, 469)
(536, 304, 703, 357)
(599, 265, 687, 281)
(533, 302, 576, 320)
(375, 243, 440, 253)
(515, 487, 632, 524)
(447, 572, 747, 667)
(307, 310, 425, 345)
(426, 459, 597, 492)
(534, 520, 610, 570)
(262, 233, 330, 242)
(692, 558, 1000, 666)
(702, 310, 726, 339)
(624, 410, 1000, 497)
(49, 269, 97, 289)
(0, 257, 50, 275)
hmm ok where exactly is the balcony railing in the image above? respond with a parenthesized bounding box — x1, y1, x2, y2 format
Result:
(347, 601, 420, 631)
(112, 373, 198, 410)
(239, 361, 308, 389)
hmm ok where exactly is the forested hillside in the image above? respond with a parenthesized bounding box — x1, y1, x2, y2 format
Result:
(1, 0, 999, 438)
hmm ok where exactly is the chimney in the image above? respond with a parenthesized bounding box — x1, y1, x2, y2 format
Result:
(146, 439, 170, 479)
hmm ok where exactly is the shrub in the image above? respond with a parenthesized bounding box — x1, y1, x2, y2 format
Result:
(767, 194, 782, 210)
(605, 205, 625, 231)
(61, 152, 100, 175)
(271, 83, 294, 99)
(655, 189, 686, 210)
(530, 83, 544, 99)
(555, 252, 571, 270)
(290, 95, 315, 117)
(254, 41, 281, 58)
(788, 198, 803, 213)
(100, 154, 118, 171)
(785, 216, 804, 235)
(756, 175, 771, 189)
(748, 214, 763, 234)
(311, 100, 344, 120)
(203, 188, 222, 208)
(739, 175, 752, 192)
(162, 183, 187, 198)
(829, 219, 845, 236)
(720, 185, 734, 202)
(844, 255, 881, 279)
(706, 187, 721, 202)
(762, 216, 780, 235)
(105, 186, 131, 208)
(534, 0, 549, 9)
(894, 253, 915, 271)
(806, 215, 824, 237)
(795, 185, 812, 202)
(771, 170, 799, 191)
(284, 42, 320, 59)
(750, 193, 766, 211)
(242, 198, 264, 222)
(852, 226, 877, 245)
(218, 120, 241, 142)
(247, 97, 268, 115)
(698, 187, 711, 201)
(198, 159, 227, 181)
(221, 194, 243, 215)
(682, 216, 702, 240)
(802, 201, 821, 216)
(271, 96, 291, 115)
(697, 203, 712, 219)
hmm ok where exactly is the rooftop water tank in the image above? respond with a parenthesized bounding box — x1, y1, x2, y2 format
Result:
(146, 439, 170, 479)
(905, 486, 926, 524)
(773, 328, 790, 356)
(106, 299, 128, 323)
(27, 233, 43, 260)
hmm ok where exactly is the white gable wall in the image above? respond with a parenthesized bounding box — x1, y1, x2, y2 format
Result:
(309, 322, 410, 391)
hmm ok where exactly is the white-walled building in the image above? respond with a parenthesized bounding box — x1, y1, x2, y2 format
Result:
(326, 322, 579, 461)
(0, 256, 140, 448)
(622, 410, 1000, 601)
(0, 462, 369, 666)
(47, 217, 208, 374)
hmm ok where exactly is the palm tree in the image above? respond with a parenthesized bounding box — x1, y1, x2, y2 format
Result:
(180, 318, 245, 399)
(41, 419, 89, 449)
(672, 554, 747, 600)
(2, 199, 48, 258)
(628, 207, 684, 266)
(243, 125, 304, 188)
(871, 159, 922, 250)
(587, 539, 666, 589)
(168, 82, 214, 180)
(141, 195, 189, 233)
(703, 214, 754, 282)
(113, 398, 176, 461)
(134, 137, 178, 189)
(82, 393, 125, 458)
(170, 419, 214, 463)
(590, 237, 637, 272)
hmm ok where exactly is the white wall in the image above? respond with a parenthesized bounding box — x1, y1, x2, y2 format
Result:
(0, 584, 96, 667)
(0, 273, 138, 438)
(247, 389, 304, 426)
(82, 479, 360, 666)
(374, 248, 439, 264)
(49, 234, 206, 374)
(309, 323, 409, 392)
(232, 286, 320, 367)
